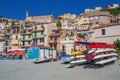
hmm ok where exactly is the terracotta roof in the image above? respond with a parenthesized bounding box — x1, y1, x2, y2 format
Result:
(93, 23, 120, 29)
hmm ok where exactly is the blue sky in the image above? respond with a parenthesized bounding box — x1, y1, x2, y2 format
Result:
(0, 0, 120, 20)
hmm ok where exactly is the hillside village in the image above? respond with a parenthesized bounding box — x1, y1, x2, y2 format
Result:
(0, 4, 120, 56)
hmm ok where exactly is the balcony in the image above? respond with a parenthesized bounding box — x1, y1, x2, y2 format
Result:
(33, 28, 44, 32)
(21, 42, 31, 48)
(21, 31, 32, 35)
(12, 46, 20, 49)
(33, 34, 44, 39)
(21, 38, 32, 41)
(49, 40, 58, 44)
(11, 40, 19, 44)
(25, 24, 31, 27)
(5, 24, 10, 29)
(37, 42, 44, 46)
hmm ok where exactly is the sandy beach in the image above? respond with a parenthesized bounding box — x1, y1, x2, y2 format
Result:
(0, 60, 120, 80)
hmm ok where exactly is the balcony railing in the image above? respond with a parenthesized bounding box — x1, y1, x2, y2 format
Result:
(33, 28, 44, 32)
(49, 40, 58, 44)
(33, 34, 44, 38)
(11, 40, 19, 44)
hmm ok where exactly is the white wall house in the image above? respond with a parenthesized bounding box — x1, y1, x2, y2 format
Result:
(60, 37, 75, 55)
(89, 24, 120, 44)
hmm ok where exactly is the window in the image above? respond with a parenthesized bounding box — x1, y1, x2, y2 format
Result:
(28, 34, 31, 38)
(50, 45, 52, 48)
(35, 26, 37, 30)
(89, 20, 93, 23)
(40, 38, 44, 43)
(34, 32, 37, 38)
(28, 41, 31, 44)
(22, 35, 25, 40)
(16, 36, 18, 40)
(62, 45, 65, 52)
(54, 36, 57, 42)
(71, 32, 74, 36)
(101, 29, 105, 35)
(51, 37, 52, 40)
(41, 31, 44, 35)
(22, 41, 25, 46)
(54, 45, 57, 49)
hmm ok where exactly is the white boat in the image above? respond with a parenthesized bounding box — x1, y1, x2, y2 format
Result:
(65, 59, 87, 68)
(62, 55, 86, 64)
(65, 63, 76, 68)
(70, 55, 86, 59)
(93, 53, 118, 59)
(95, 48, 116, 54)
(70, 59, 87, 64)
(61, 57, 72, 64)
(88, 49, 96, 54)
(95, 57, 117, 65)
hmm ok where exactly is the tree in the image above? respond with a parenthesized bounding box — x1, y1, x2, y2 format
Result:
(78, 33, 87, 39)
(114, 39, 120, 56)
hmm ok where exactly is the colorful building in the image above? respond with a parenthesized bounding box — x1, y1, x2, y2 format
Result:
(26, 45, 57, 59)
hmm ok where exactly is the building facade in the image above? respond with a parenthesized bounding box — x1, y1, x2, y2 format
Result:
(49, 30, 62, 53)
(88, 24, 120, 44)
(0, 33, 5, 54)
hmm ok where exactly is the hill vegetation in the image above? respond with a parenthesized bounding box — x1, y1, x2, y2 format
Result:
(101, 7, 120, 16)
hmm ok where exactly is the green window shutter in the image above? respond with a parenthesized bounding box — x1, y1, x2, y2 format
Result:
(28, 34, 31, 38)
(22, 42, 25, 46)
(34, 32, 37, 38)
(41, 31, 44, 35)
(28, 41, 31, 44)
(22, 35, 25, 40)
(71, 32, 74, 36)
